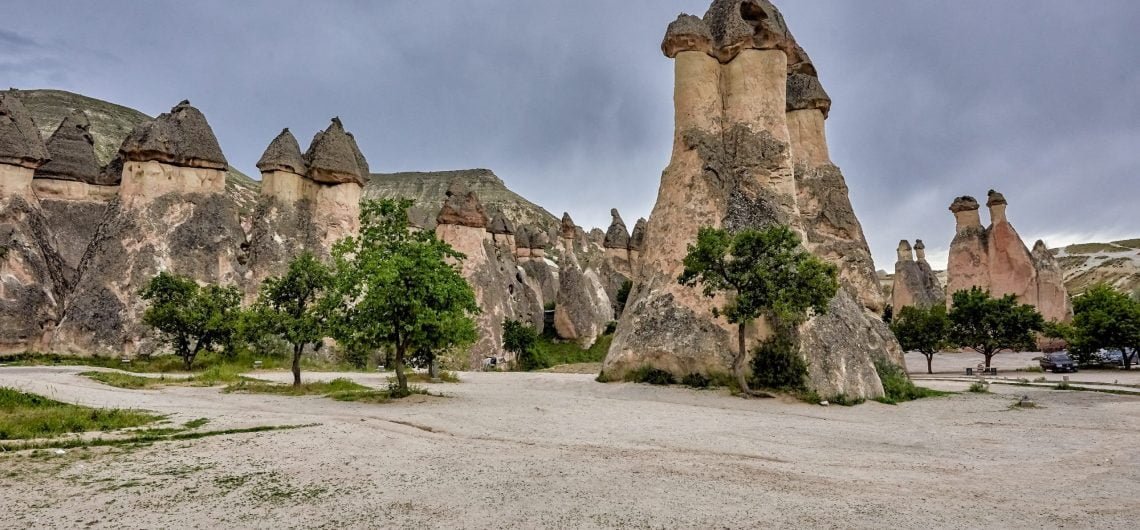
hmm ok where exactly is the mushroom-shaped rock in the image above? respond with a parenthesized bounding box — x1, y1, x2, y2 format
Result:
(986, 189, 1007, 207)
(603, 209, 631, 249)
(256, 128, 306, 175)
(488, 211, 515, 235)
(703, 0, 796, 62)
(119, 100, 228, 169)
(0, 89, 49, 168)
(560, 213, 577, 240)
(347, 131, 370, 179)
(35, 111, 102, 183)
(949, 196, 980, 213)
(662, 14, 713, 58)
(629, 218, 647, 252)
(304, 118, 366, 185)
(437, 180, 489, 228)
(896, 240, 914, 262)
(914, 239, 928, 260)
(786, 73, 831, 117)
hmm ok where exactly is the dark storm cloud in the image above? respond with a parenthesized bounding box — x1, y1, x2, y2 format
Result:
(4, 0, 1137, 270)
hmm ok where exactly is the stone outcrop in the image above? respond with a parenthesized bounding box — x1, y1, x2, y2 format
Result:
(604, 1, 903, 400)
(603, 209, 632, 277)
(1032, 240, 1072, 323)
(434, 183, 543, 367)
(553, 249, 613, 348)
(0, 90, 67, 352)
(785, 46, 883, 312)
(891, 240, 944, 310)
(52, 101, 248, 355)
(247, 122, 367, 287)
(946, 190, 1071, 321)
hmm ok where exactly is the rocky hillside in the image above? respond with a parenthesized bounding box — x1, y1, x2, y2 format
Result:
(17, 89, 260, 213)
(367, 169, 558, 232)
(1052, 239, 1140, 295)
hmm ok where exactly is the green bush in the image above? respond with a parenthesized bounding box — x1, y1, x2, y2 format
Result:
(624, 366, 676, 386)
(968, 381, 989, 393)
(874, 361, 948, 404)
(749, 334, 808, 391)
(681, 373, 711, 389)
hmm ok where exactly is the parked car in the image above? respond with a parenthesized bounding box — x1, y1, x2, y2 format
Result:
(1094, 349, 1138, 368)
(1038, 352, 1078, 373)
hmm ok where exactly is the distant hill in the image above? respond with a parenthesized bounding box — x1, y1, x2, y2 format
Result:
(366, 169, 558, 232)
(1052, 239, 1140, 296)
(16, 89, 260, 213)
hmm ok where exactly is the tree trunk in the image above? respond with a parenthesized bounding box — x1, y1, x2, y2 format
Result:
(734, 322, 772, 398)
(1124, 349, 1133, 371)
(428, 355, 439, 381)
(292, 343, 303, 387)
(394, 344, 409, 396)
(926, 353, 934, 375)
(984, 351, 994, 369)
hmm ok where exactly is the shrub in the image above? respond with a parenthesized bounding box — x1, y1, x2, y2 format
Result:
(1055, 381, 1072, 391)
(749, 334, 808, 392)
(681, 373, 711, 389)
(874, 361, 948, 404)
(503, 319, 544, 371)
(968, 381, 989, 393)
(624, 366, 676, 386)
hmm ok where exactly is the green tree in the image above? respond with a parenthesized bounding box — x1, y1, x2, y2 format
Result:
(1070, 283, 1140, 369)
(140, 272, 241, 371)
(254, 252, 334, 386)
(326, 199, 479, 396)
(678, 225, 839, 397)
(948, 287, 1044, 368)
(891, 304, 950, 374)
(503, 318, 543, 371)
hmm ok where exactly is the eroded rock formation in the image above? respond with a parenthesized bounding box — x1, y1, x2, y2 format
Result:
(0, 90, 66, 352)
(52, 101, 248, 355)
(946, 190, 1071, 321)
(434, 182, 543, 367)
(247, 121, 367, 287)
(891, 240, 944, 310)
(604, 0, 903, 400)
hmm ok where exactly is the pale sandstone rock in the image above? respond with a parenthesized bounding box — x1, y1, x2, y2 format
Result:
(984, 190, 1038, 305)
(946, 196, 989, 301)
(1032, 240, 1073, 323)
(606, 1, 902, 400)
(437, 181, 490, 228)
(891, 240, 944, 310)
(0, 183, 67, 353)
(554, 249, 612, 349)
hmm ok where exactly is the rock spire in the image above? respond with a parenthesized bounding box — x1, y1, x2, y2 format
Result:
(119, 100, 227, 169)
(0, 89, 49, 169)
(35, 112, 104, 185)
(256, 128, 306, 175)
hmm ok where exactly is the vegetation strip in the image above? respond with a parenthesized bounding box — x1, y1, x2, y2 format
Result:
(0, 423, 319, 452)
(0, 387, 161, 440)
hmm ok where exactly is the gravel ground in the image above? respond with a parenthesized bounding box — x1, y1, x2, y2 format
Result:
(1, 366, 1139, 529)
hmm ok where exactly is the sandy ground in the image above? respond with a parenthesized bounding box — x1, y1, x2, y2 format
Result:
(1, 366, 1139, 529)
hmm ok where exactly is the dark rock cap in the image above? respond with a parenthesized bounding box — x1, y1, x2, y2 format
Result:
(0, 89, 49, 168)
(304, 118, 366, 185)
(437, 179, 489, 228)
(786, 73, 831, 117)
(488, 211, 515, 235)
(702, 0, 796, 63)
(914, 239, 926, 250)
(629, 218, 647, 251)
(662, 14, 713, 58)
(604, 208, 631, 249)
(515, 225, 532, 249)
(346, 131, 370, 179)
(949, 196, 980, 213)
(119, 100, 228, 169)
(35, 111, 102, 183)
(986, 189, 1008, 207)
(560, 212, 577, 240)
(531, 229, 550, 250)
(256, 128, 306, 175)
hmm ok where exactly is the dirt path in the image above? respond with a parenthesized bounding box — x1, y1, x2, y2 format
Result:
(2, 367, 1139, 528)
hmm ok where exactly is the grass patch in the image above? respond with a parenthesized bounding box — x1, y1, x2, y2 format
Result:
(81, 364, 257, 390)
(0, 387, 161, 440)
(402, 371, 460, 384)
(1055, 381, 1073, 391)
(968, 381, 989, 393)
(2, 423, 317, 451)
(224, 378, 370, 396)
(3, 351, 364, 375)
(535, 334, 613, 369)
(80, 371, 165, 389)
(874, 361, 949, 405)
(623, 365, 676, 386)
(183, 418, 209, 429)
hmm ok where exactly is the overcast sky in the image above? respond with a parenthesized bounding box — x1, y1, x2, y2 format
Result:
(3, 0, 1138, 270)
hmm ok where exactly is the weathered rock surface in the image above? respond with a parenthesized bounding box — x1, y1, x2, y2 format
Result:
(52, 101, 248, 356)
(554, 250, 612, 349)
(891, 240, 944, 310)
(0, 90, 50, 171)
(0, 194, 68, 353)
(605, 0, 902, 400)
(434, 185, 543, 367)
(34, 112, 102, 184)
(304, 118, 367, 185)
(946, 190, 1070, 321)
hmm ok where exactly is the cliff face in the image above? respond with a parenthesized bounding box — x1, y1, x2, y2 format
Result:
(604, 0, 902, 400)
(52, 101, 248, 356)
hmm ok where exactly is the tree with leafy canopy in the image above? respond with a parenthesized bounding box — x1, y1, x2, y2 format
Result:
(503, 318, 543, 371)
(326, 199, 479, 396)
(140, 272, 242, 371)
(1069, 283, 1140, 370)
(948, 287, 1044, 368)
(891, 304, 950, 374)
(253, 252, 334, 386)
(678, 225, 839, 397)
